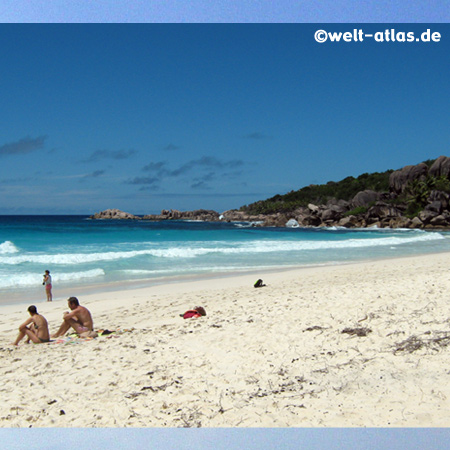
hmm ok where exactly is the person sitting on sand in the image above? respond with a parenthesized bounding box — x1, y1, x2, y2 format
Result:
(12, 305, 50, 346)
(52, 297, 94, 338)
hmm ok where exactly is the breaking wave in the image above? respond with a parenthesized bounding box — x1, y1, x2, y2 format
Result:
(0, 241, 19, 254)
(0, 231, 443, 266)
(0, 269, 105, 288)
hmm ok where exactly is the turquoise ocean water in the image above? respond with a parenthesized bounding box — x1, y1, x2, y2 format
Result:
(1, 215, 450, 306)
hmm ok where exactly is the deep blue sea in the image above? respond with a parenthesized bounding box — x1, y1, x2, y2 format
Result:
(1, 215, 450, 306)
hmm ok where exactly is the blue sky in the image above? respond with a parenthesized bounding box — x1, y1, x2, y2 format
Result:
(1, 24, 449, 215)
(0, 0, 449, 23)
(2, 428, 450, 450)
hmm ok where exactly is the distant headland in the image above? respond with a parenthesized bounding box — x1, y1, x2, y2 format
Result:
(91, 155, 450, 229)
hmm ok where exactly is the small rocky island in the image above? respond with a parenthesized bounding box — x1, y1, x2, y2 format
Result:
(91, 155, 450, 229)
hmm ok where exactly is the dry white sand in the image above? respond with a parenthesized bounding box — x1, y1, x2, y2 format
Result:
(1, 252, 450, 428)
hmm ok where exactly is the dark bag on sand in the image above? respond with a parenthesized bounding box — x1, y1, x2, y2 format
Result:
(254, 279, 264, 288)
(194, 306, 206, 316)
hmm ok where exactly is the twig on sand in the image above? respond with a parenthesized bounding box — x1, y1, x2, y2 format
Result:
(394, 332, 450, 354)
(304, 325, 326, 332)
(179, 407, 202, 428)
(341, 327, 372, 337)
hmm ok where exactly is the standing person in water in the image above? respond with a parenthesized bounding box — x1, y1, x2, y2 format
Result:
(43, 270, 52, 302)
(12, 305, 50, 346)
(52, 297, 94, 337)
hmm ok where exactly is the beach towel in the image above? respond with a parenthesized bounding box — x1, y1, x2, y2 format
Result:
(182, 310, 202, 319)
(181, 306, 206, 319)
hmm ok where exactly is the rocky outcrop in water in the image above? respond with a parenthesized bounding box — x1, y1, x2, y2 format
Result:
(91, 156, 450, 229)
(276, 156, 450, 229)
(90, 209, 142, 220)
(143, 209, 220, 222)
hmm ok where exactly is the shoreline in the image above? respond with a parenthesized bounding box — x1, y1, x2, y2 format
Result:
(0, 261, 346, 308)
(2, 246, 449, 309)
(4, 249, 448, 313)
(1, 251, 450, 427)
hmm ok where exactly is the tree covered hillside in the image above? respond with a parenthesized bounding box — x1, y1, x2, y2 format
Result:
(240, 159, 437, 215)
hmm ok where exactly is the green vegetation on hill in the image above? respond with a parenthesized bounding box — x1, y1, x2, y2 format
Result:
(240, 170, 394, 215)
(241, 158, 444, 216)
(404, 174, 450, 218)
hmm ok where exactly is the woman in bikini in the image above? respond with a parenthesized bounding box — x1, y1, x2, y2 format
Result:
(43, 270, 52, 302)
(12, 305, 50, 346)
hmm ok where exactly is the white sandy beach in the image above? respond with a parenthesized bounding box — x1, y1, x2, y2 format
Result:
(1, 252, 450, 427)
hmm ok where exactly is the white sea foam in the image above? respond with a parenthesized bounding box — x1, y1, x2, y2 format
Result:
(54, 269, 105, 282)
(234, 222, 264, 228)
(0, 231, 443, 266)
(0, 241, 19, 254)
(0, 250, 157, 265)
(0, 269, 105, 288)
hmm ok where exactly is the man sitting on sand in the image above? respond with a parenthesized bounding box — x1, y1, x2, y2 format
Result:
(12, 305, 50, 346)
(52, 297, 94, 338)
